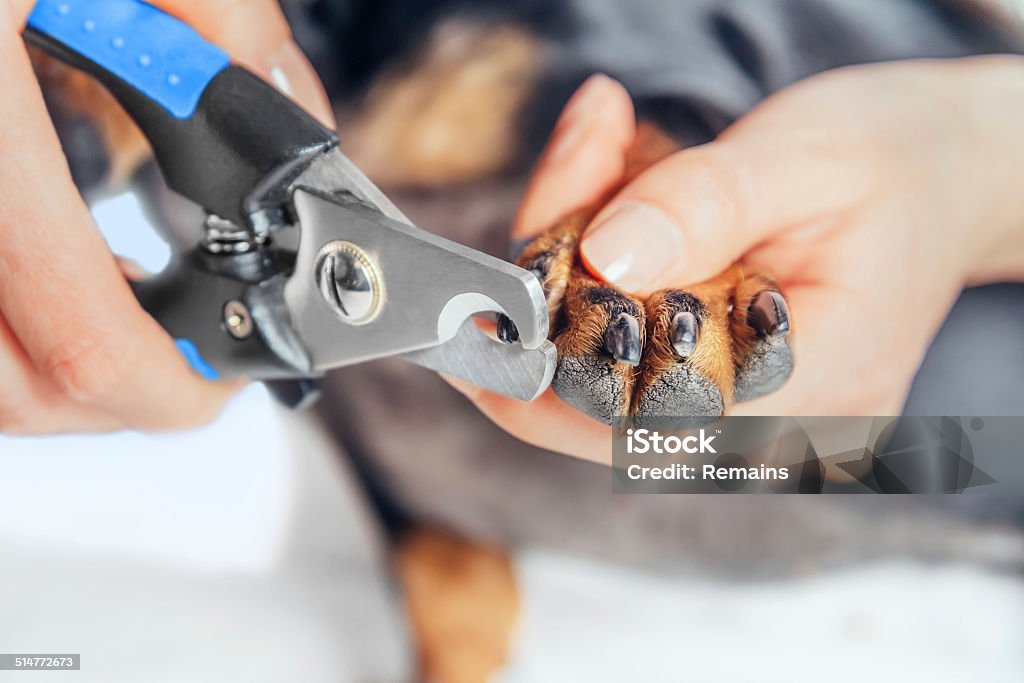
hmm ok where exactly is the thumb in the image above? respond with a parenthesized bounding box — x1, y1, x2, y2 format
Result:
(578, 126, 864, 291)
(578, 141, 770, 291)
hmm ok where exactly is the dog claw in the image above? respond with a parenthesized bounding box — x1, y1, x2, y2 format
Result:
(748, 291, 790, 338)
(605, 312, 642, 366)
(496, 314, 520, 344)
(669, 311, 699, 358)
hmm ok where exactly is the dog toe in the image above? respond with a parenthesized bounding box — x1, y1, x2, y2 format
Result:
(730, 281, 794, 403)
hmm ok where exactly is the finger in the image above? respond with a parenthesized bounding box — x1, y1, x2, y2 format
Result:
(8, 0, 36, 20)
(0, 4, 235, 430)
(729, 284, 906, 417)
(447, 378, 614, 465)
(513, 74, 636, 239)
(578, 114, 874, 293)
(155, 0, 334, 126)
(0, 316, 122, 435)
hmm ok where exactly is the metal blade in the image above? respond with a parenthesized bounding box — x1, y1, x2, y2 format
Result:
(286, 149, 556, 399)
(403, 319, 557, 401)
(291, 147, 413, 226)
(282, 172, 555, 398)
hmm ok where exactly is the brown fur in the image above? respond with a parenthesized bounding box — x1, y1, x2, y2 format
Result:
(642, 266, 788, 407)
(397, 529, 520, 683)
(515, 209, 586, 326)
(512, 126, 787, 420)
(728, 268, 787, 365)
(642, 280, 736, 405)
(556, 265, 645, 417)
(340, 19, 544, 188)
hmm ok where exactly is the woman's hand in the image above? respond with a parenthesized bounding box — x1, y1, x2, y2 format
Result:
(0, 0, 333, 435)
(454, 57, 1024, 463)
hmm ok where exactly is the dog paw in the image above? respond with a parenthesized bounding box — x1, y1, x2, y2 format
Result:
(500, 210, 793, 426)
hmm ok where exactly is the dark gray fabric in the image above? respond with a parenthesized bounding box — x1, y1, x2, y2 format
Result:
(292, 0, 1024, 149)
(305, 0, 1024, 574)
(544, 0, 1024, 145)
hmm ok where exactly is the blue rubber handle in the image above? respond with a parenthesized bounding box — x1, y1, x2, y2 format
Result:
(174, 339, 221, 381)
(27, 0, 230, 119)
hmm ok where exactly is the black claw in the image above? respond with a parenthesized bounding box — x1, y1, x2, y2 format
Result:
(604, 312, 642, 366)
(497, 314, 520, 344)
(669, 311, 699, 358)
(529, 267, 550, 297)
(748, 291, 791, 338)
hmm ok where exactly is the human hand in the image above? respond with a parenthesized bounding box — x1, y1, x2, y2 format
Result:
(0, 0, 333, 434)
(454, 57, 1024, 463)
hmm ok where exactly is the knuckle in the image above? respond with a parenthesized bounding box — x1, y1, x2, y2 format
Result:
(42, 336, 128, 405)
(680, 148, 748, 230)
(651, 148, 735, 226)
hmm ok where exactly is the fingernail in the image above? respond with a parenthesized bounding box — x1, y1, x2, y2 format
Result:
(604, 312, 642, 366)
(748, 291, 791, 338)
(268, 41, 336, 128)
(581, 202, 684, 292)
(547, 75, 611, 163)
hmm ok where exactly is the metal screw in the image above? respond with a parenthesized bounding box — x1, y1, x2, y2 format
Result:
(223, 300, 253, 339)
(315, 241, 382, 325)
